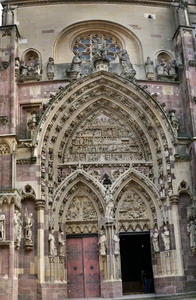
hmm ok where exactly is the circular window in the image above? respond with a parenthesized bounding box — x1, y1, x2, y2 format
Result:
(73, 32, 122, 62)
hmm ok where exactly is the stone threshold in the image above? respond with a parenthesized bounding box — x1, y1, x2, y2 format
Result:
(70, 292, 196, 300)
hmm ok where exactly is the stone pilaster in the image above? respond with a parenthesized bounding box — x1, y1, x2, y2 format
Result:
(36, 199, 46, 283)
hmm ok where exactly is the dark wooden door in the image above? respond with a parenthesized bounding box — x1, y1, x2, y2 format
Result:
(67, 236, 100, 298)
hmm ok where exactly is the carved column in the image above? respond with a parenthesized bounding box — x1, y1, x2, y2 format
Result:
(169, 194, 184, 275)
(36, 199, 46, 283)
(101, 221, 122, 298)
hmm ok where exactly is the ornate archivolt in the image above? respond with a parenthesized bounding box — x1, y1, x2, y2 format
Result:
(34, 72, 177, 229)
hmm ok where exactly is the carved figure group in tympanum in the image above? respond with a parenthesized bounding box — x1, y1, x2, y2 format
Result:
(119, 191, 148, 221)
(63, 113, 144, 163)
(66, 195, 98, 222)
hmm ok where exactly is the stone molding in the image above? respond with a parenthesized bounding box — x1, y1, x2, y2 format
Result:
(0, 188, 21, 209)
(35, 199, 46, 210)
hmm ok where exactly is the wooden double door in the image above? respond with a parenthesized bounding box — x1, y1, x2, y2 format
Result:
(67, 235, 101, 298)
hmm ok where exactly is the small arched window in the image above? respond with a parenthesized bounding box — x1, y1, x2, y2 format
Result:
(73, 32, 122, 62)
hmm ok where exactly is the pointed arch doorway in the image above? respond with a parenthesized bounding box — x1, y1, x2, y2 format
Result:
(120, 232, 154, 295)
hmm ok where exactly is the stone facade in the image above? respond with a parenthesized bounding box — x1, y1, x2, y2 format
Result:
(0, 0, 196, 299)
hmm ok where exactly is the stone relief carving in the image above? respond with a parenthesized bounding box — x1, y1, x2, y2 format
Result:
(118, 49, 136, 80)
(63, 113, 144, 163)
(0, 210, 6, 241)
(24, 208, 33, 250)
(0, 141, 10, 154)
(151, 227, 160, 252)
(161, 225, 170, 251)
(145, 57, 154, 80)
(99, 229, 107, 256)
(119, 191, 148, 220)
(0, 116, 8, 126)
(104, 188, 114, 221)
(19, 59, 42, 82)
(157, 59, 177, 81)
(49, 229, 57, 256)
(66, 195, 97, 221)
(47, 57, 55, 80)
(14, 210, 22, 249)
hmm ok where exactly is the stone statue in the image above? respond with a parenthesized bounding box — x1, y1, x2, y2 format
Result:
(14, 210, 22, 248)
(15, 57, 20, 77)
(70, 53, 83, 72)
(33, 59, 41, 75)
(20, 61, 28, 76)
(161, 225, 170, 251)
(145, 57, 154, 80)
(157, 58, 168, 76)
(104, 188, 114, 221)
(48, 229, 57, 256)
(118, 49, 136, 80)
(24, 208, 33, 243)
(151, 228, 160, 252)
(187, 220, 196, 251)
(168, 60, 177, 77)
(47, 57, 55, 80)
(93, 37, 107, 60)
(99, 230, 106, 256)
(59, 231, 65, 256)
(113, 232, 120, 255)
(2, 5, 14, 26)
(0, 210, 5, 240)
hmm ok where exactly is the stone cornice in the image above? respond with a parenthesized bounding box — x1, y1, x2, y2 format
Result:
(2, 0, 172, 7)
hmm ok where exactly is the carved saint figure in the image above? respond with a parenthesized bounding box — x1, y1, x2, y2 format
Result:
(187, 221, 196, 250)
(14, 210, 22, 248)
(157, 58, 168, 76)
(47, 57, 55, 80)
(118, 49, 136, 79)
(0, 210, 5, 240)
(69, 53, 83, 73)
(113, 232, 120, 255)
(59, 231, 65, 256)
(99, 230, 106, 256)
(104, 188, 114, 221)
(151, 227, 160, 252)
(145, 56, 154, 72)
(93, 37, 107, 59)
(161, 225, 170, 251)
(24, 208, 33, 242)
(48, 229, 57, 256)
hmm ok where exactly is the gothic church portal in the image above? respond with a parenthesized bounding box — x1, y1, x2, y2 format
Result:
(0, 0, 196, 299)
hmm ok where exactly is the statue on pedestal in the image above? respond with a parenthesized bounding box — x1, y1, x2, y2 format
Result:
(49, 229, 57, 256)
(104, 188, 114, 221)
(14, 210, 22, 249)
(118, 49, 136, 80)
(99, 230, 107, 256)
(161, 225, 170, 251)
(24, 208, 33, 250)
(47, 57, 55, 80)
(151, 227, 160, 252)
(0, 210, 5, 241)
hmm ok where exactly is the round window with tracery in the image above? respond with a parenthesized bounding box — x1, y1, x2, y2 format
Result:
(73, 32, 122, 62)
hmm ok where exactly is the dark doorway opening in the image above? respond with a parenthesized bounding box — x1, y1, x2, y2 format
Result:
(120, 232, 154, 295)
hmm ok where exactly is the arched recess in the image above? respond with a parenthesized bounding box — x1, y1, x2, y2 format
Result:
(49, 169, 105, 233)
(54, 20, 143, 64)
(21, 48, 42, 65)
(34, 71, 177, 229)
(111, 168, 162, 230)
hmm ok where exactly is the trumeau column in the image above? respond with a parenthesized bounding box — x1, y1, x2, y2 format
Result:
(169, 194, 184, 276)
(36, 199, 46, 283)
